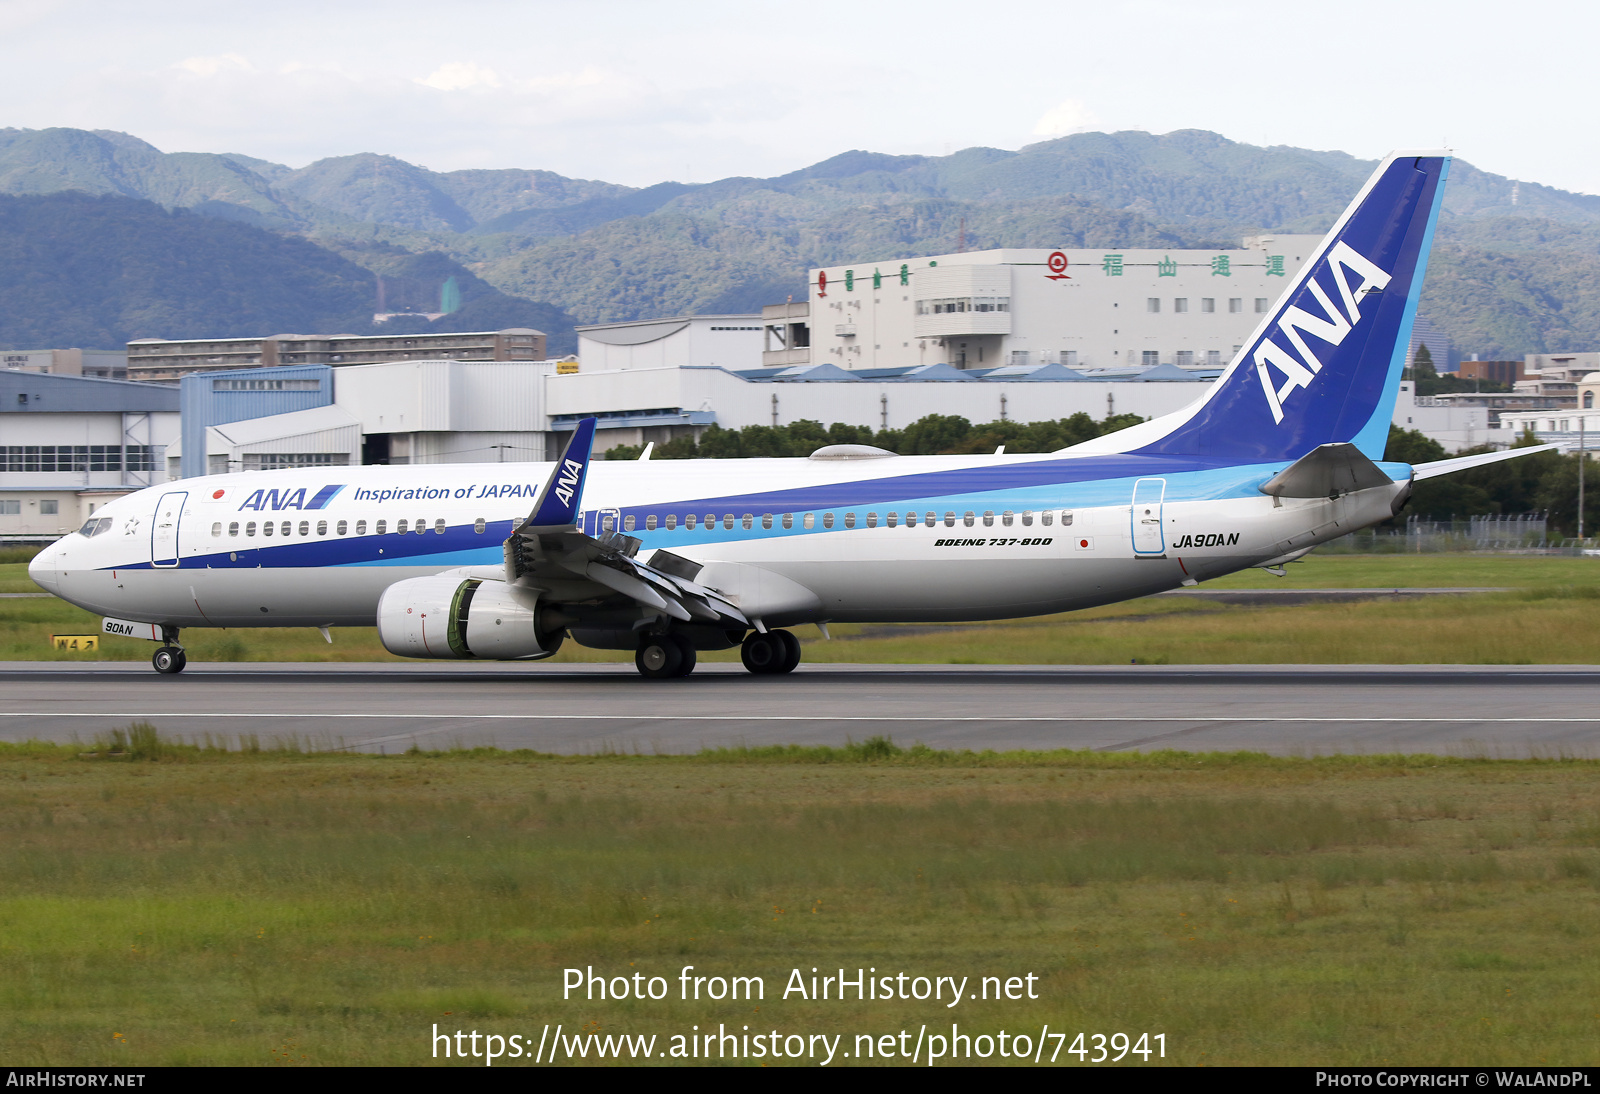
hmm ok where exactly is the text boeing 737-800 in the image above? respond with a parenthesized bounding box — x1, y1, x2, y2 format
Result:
(27, 151, 1557, 678)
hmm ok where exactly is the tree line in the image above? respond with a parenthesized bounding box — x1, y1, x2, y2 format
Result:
(1385, 426, 1593, 534)
(601, 411, 1149, 462)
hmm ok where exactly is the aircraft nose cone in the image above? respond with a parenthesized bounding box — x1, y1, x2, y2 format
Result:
(27, 541, 60, 594)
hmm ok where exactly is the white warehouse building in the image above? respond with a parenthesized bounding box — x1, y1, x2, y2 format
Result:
(787, 236, 1324, 372)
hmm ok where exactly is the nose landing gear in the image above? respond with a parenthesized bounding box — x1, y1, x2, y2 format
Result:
(152, 646, 187, 674)
(152, 626, 187, 674)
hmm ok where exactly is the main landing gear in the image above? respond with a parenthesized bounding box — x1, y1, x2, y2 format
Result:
(152, 626, 187, 675)
(632, 629, 803, 678)
(635, 633, 698, 679)
(740, 629, 801, 675)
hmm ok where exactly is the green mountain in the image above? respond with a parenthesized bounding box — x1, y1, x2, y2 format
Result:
(5, 125, 1600, 359)
(0, 192, 576, 352)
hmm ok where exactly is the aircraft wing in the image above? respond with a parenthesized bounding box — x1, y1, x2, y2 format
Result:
(500, 418, 749, 628)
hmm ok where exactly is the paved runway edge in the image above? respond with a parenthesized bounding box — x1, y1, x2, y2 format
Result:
(2, 661, 1599, 758)
(2, 661, 1599, 677)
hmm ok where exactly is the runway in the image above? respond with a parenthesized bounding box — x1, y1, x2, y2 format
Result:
(2, 661, 1598, 757)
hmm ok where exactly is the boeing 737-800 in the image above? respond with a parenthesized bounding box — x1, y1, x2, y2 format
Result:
(27, 150, 1554, 678)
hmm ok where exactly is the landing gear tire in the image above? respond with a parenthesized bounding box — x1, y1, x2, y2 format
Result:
(774, 629, 801, 674)
(742, 630, 799, 675)
(668, 633, 697, 677)
(152, 647, 186, 675)
(635, 635, 683, 679)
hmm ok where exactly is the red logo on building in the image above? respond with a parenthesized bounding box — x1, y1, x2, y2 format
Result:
(1046, 252, 1071, 280)
(817, 271, 828, 298)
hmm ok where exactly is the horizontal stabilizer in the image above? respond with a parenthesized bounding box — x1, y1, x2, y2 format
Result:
(1413, 443, 1561, 481)
(1259, 442, 1393, 498)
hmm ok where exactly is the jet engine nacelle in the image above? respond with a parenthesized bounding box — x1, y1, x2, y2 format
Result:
(377, 574, 564, 660)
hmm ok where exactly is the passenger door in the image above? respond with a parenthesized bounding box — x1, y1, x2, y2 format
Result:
(150, 491, 187, 568)
(1130, 478, 1166, 557)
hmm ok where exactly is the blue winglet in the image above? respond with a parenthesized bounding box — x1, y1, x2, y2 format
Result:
(520, 417, 596, 530)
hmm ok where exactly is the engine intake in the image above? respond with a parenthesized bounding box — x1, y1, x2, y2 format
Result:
(377, 574, 564, 660)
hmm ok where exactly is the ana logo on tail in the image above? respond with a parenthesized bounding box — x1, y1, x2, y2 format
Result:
(1256, 242, 1392, 424)
(552, 459, 584, 508)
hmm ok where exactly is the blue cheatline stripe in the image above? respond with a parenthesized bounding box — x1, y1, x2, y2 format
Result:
(305, 484, 347, 510)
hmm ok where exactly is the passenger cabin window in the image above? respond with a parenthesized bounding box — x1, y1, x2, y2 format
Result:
(925, 512, 936, 526)
(416, 518, 426, 535)
(1002, 511, 1014, 526)
(601, 514, 615, 532)
(374, 520, 385, 535)
(337, 520, 348, 535)
(705, 513, 715, 529)
(1041, 512, 1053, 526)
(298, 521, 310, 536)
(472, 518, 484, 533)
(211, 522, 222, 537)
(1061, 511, 1073, 526)
(229, 522, 240, 537)
(644, 514, 656, 531)
(686, 514, 698, 530)
(944, 512, 956, 527)
(822, 513, 835, 529)
(905, 512, 917, 527)
(666, 513, 678, 530)
(886, 512, 898, 527)
(434, 518, 446, 534)
(843, 512, 856, 529)
(246, 522, 257, 536)
(316, 520, 327, 535)
(624, 515, 635, 532)
(281, 522, 291, 536)
(803, 513, 815, 529)
(263, 522, 274, 537)
(963, 511, 975, 527)
(723, 514, 735, 530)
(866, 512, 878, 528)
(762, 514, 773, 530)
(984, 511, 995, 527)
(742, 514, 753, 530)
(397, 519, 408, 534)
(782, 513, 793, 529)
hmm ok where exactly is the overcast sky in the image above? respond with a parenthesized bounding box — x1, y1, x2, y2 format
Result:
(1, 0, 1591, 194)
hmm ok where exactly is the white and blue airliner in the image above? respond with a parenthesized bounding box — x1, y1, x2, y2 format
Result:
(28, 150, 1552, 678)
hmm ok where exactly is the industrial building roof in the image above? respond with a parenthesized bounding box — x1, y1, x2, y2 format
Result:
(0, 370, 179, 413)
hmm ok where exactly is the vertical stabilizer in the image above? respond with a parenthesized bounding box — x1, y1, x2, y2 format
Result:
(1070, 151, 1450, 462)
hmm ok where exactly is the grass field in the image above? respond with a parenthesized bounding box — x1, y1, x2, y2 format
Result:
(4, 553, 1596, 665)
(2, 737, 1598, 1066)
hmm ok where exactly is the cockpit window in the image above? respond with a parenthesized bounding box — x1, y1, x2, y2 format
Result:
(78, 517, 112, 537)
